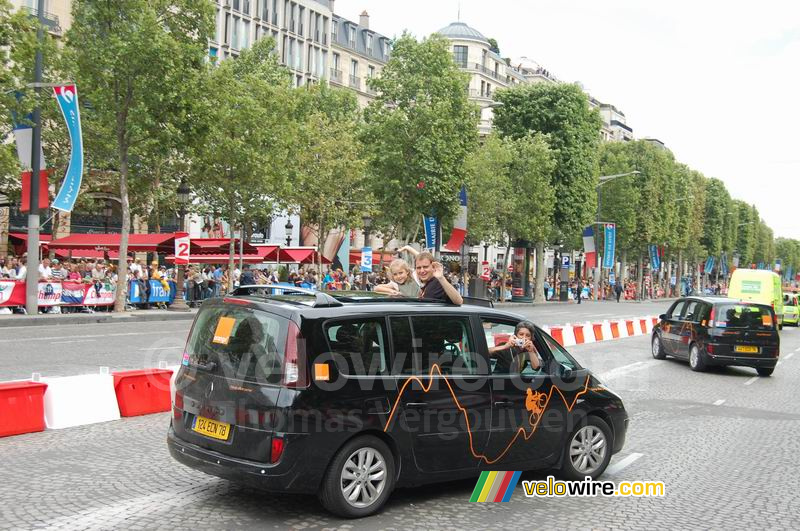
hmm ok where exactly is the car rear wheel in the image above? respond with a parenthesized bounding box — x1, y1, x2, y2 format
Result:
(319, 435, 395, 518)
(689, 344, 706, 372)
(560, 416, 612, 481)
(756, 367, 774, 377)
(651, 335, 666, 360)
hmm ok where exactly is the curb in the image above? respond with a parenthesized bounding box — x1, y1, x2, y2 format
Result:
(0, 310, 198, 328)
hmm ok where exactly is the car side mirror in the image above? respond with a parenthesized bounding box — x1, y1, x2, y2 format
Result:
(659, 313, 667, 321)
(558, 364, 574, 381)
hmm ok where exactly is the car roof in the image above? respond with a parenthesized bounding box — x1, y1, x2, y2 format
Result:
(681, 296, 770, 307)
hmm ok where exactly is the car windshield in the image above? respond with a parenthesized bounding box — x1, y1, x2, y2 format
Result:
(714, 304, 774, 330)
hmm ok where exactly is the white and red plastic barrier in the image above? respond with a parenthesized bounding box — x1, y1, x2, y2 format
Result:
(548, 315, 660, 347)
(0, 366, 180, 438)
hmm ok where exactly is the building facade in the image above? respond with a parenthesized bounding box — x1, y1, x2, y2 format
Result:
(10, 0, 71, 37)
(328, 11, 390, 107)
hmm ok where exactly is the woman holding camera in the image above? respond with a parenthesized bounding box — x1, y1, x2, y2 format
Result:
(488, 321, 542, 372)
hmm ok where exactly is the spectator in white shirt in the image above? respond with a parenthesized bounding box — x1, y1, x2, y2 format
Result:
(38, 257, 52, 280)
(16, 257, 27, 280)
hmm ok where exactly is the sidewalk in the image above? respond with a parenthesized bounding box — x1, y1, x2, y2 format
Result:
(0, 308, 198, 328)
(495, 297, 679, 308)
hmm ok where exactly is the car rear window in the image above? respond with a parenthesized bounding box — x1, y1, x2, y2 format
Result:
(185, 306, 288, 384)
(714, 304, 774, 330)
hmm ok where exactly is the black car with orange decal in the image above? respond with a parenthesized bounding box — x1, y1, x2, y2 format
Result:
(651, 296, 780, 376)
(167, 286, 628, 517)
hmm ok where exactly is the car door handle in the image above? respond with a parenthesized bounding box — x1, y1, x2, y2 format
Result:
(405, 402, 427, 409)
(494, 401, 514, 408)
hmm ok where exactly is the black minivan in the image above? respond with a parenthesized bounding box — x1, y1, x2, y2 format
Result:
(168, 287, 628, 517)
(652, 296, 780, 376)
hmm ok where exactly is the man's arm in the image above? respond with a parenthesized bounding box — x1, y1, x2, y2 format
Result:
(397, 245, 420, 257)
(432, 263, 463, 305)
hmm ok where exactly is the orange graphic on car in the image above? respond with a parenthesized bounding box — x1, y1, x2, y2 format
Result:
(383, 364, 604, 465)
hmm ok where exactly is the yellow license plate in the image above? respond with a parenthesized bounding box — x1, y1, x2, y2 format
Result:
(735, 345, 759, 353)
(193, 416, 231, 441)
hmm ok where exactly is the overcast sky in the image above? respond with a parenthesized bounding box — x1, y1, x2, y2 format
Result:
(336, 0, 800, 239)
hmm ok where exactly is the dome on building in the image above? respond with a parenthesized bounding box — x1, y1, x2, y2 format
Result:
(436, 21, 489, 44)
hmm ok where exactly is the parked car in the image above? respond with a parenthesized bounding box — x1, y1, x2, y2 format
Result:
(652, 296, 780, 376)
(782, 292, 799, 326)
(728, 269, 784, 329)
(168, 286, 628, 517)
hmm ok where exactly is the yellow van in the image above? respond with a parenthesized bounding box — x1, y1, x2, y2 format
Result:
(728, 269, 784, 329)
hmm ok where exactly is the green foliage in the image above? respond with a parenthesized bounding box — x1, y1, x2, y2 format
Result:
(487, 38, 500, 54)
(362, 33, 479, 240)
(493, 83, 601, 236)
(464, 135, 513, 244)
(596, 142, 640, 251)
(734, 200, 757, 265)
(700, 178, 729, 256)
(504, 133, 556, 243)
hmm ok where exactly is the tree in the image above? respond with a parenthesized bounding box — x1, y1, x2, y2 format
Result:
(493, 82, 602, 236)
(734, 200, 756, 266)
(192, 37, 296, 291)
(289, 84, 368, 279)
(464, 134, 514, 246)
(361, 33, 479, 245)
(487, 37, 500, 54)
(67, 0, 214, 311)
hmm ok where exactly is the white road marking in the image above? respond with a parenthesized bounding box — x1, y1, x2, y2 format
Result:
(598, 361, 651, 381)
(744, 376, 759, 386)
(713, 399, 726, 406)
(139, 346, 183, 351)
(605, 452, 644, 476)
(49, 339, 97, 344)
(794, 346, 800, 352)
(785, 352, 795, 360)
(0, 331, 174, 343)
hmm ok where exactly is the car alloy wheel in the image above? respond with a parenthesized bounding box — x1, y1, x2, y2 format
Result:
(340, 447, 388, 509)
(689, 344, 705, 372)
(652, 335, 666, 360)
(569, 425, 608, 476)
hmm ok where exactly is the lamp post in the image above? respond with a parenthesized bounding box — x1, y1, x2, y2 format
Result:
(595, 170, 640, 300)
(170, 179, 191, 312)
(361, 214, 372, 290)
(102, 199, 113, 232)
(285, 219, 293, 247)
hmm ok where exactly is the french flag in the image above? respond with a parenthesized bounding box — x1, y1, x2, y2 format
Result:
(443, 186, 468, 252)
(583, 226, 596, 269)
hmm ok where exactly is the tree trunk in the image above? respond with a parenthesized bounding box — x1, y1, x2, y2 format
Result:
(534, 240, 546, 303)
(675, 250, 683, 297)
(636, 251, 645, 301)
(501, 237, 511, 302)
(227, 219, 236, 293)
(621, 250, 627, 283)
(113, 141, 131, 313)
(317, 217, 325, 290)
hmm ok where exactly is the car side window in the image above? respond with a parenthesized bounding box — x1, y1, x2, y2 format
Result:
(539, 330, 581, 372)
(667, 301, 686, 319)
(681, 301, 699, 322)
(411, 315, 477, 375)
(480, 318, 542, 375)
(324, 318, 388, 376)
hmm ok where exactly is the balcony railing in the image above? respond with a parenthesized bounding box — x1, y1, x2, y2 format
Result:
(20, 7, 62, 35)
(467, 88, 492, 100)
(349, 75, 361, 89)
(330, 68, 343, 83)
(474, 63, 502, 82)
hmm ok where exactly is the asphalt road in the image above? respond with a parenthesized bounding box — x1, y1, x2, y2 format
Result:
(0, 299, 674, 381)
(1, 303, 798, 529)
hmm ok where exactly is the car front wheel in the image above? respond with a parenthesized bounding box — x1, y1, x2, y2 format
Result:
(319, 435, 395, 518)
(651, 335, 666, 360)
(561, 416, 613, 481)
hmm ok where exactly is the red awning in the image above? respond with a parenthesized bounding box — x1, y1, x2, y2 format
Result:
(8, 232, 53, 243)
(54, 249, 120, 260)
(190, 238, 257, 255)
(165, 254, 263, 264)
(254, 245, 279, 261)
(47, 233, 175, 252)
(279, 248, 331, 264)
(349, 249, 398, 264)
(8, 232, 53, 255)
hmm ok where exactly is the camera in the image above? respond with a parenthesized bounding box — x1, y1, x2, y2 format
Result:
(515, 338, 525, 347)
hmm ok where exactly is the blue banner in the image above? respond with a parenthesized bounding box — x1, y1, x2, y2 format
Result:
(705, 256, 715, 274)
(602, 224, 615, 269)
(51, 85, 84, 212)
(360, 246, 373, 273)
(720, 252, 728, 276)
(423, 215, 438, 250)
(649, 244, 660, 271)
(128, 280, 176, 304)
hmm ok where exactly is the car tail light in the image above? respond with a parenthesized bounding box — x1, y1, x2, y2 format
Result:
(709, 308, 715, 327)
(271, 437, 285, 464)
(282, 320, 308, 388)
(706, 344, 715, 354)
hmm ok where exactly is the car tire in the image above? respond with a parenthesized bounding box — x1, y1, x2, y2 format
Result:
(318, 435, 395, 518)
(756, 367, 774, 377)
(689, 344, 706, 372)
(651, 335, 666, 360)
(560, 416, 613, 481)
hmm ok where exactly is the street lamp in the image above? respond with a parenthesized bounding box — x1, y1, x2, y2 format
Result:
(361, 215, 373, 290)
(595, 170, 640, 300)
(170, 179, 191, 312)
(102, 199, 113, 232)
(284, 219, 293, 247)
